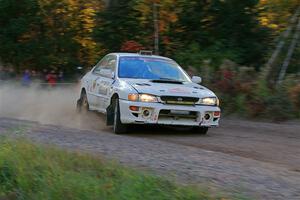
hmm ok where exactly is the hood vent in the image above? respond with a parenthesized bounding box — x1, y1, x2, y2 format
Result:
(193, 86, 205, 90)
(151, 79, 183, 84)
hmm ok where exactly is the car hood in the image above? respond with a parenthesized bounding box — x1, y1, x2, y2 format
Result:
(122, 78, 216, 98)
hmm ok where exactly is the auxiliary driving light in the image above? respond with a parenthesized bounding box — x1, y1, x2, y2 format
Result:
(143, 110, 150, 117)
(204, 113, 211, 120)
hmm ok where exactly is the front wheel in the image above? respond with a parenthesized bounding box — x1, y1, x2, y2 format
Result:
(113, 99, 127, 134)
(192, 127, 208, 135)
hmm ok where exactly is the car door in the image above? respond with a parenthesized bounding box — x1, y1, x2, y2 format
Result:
(88, 56, 109, 109)
(97, 55, 117, 111)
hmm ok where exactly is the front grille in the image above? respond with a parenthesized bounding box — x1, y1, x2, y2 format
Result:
(160, 96, 199, 105)
(160, 110, 198, 118)
(158, 110, 198, 121)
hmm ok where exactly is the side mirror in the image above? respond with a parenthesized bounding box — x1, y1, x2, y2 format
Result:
(99, 69, 114, 79)
(191, 76, 202, 84)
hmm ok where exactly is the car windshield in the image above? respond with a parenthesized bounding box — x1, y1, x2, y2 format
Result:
(118, 56, 191, 82)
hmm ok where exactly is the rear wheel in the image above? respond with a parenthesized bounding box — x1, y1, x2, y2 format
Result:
(192, 127, 208, 135)
(113, 98, 127, 134)
(77, 91, 89, 113)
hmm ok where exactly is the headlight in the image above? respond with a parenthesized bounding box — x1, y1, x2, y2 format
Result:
(139, 94, 158, 102)
(199, 97, 219, 106)
(128, 94, 158, 103)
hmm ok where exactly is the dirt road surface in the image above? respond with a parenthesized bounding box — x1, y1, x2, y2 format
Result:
(0, 86, 300, 199)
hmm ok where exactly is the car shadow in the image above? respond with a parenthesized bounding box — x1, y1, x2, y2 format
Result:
(125, 124, 209, 137)
(88, 112, 209, 137)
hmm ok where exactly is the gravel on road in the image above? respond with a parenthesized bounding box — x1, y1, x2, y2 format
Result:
(0, 117, 299, 200)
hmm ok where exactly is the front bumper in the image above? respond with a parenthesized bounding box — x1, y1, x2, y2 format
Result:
(119, 99, 220, 127)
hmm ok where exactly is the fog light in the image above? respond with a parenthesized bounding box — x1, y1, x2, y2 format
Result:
(143, 109, 150, 117)
(204, 113, 211, 120)
(129, 106, 139, 111)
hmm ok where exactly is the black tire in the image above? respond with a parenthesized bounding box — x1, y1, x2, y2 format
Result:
(77, 91, 89, 114)
(192, 127, 209, 135)
(113, 98, 127, 134)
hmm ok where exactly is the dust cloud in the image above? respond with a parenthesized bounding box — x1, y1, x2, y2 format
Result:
(0, 83, 106, 130)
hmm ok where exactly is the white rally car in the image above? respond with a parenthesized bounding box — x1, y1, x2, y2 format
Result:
(77, 51, 221, 134)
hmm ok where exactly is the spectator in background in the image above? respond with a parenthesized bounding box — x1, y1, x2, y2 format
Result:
(41, 68, 48, 83)
(31, 70, 38, 82)
(8, 68, 16, 79)
(0, 68, 9, 80)
(46, 70, 57, 87)
(21, 69, 31, 87)
(0, 66, 4, 80)
(58, 70, 64, 82)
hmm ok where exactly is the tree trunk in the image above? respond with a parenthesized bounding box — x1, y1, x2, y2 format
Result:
(277, 15, 300, 84)
(262, 6, 300, 81)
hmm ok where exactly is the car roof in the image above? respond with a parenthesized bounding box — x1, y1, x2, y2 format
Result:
(109, 53, 173, 61)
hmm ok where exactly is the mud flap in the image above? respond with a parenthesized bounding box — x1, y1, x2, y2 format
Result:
(106, 104, 114, 126)
(76, 98, 82, 112)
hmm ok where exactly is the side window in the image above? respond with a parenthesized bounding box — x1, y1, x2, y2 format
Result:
(93, 56, 108, 74)
(104, 56, 116, 72)
(93, 66, 101, 74)
(92, 55, 116, 75)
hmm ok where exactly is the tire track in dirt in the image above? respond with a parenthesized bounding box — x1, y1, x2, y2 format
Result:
(0, 117, 300, 200)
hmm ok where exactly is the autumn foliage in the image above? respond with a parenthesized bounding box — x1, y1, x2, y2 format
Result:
(121, 41, 144, 52)
(0, 0, 299, 73)
(0, 0, 299, 119)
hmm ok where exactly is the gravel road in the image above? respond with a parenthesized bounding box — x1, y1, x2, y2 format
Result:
(0, 86, 300, 199)
(0, 117, 299, 200)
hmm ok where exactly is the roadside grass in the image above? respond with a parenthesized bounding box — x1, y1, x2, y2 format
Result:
(0, 138, 222, 200)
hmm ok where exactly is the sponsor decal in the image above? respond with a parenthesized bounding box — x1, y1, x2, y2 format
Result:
(92, 81, 97, 90)
(153, 114, 158, 121)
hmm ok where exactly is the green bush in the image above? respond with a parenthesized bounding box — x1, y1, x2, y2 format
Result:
(245, 85, 295, 120)
(0, 139, 218, 200)
(209, 61, 299, 120)
(262, 91, 295, 121)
